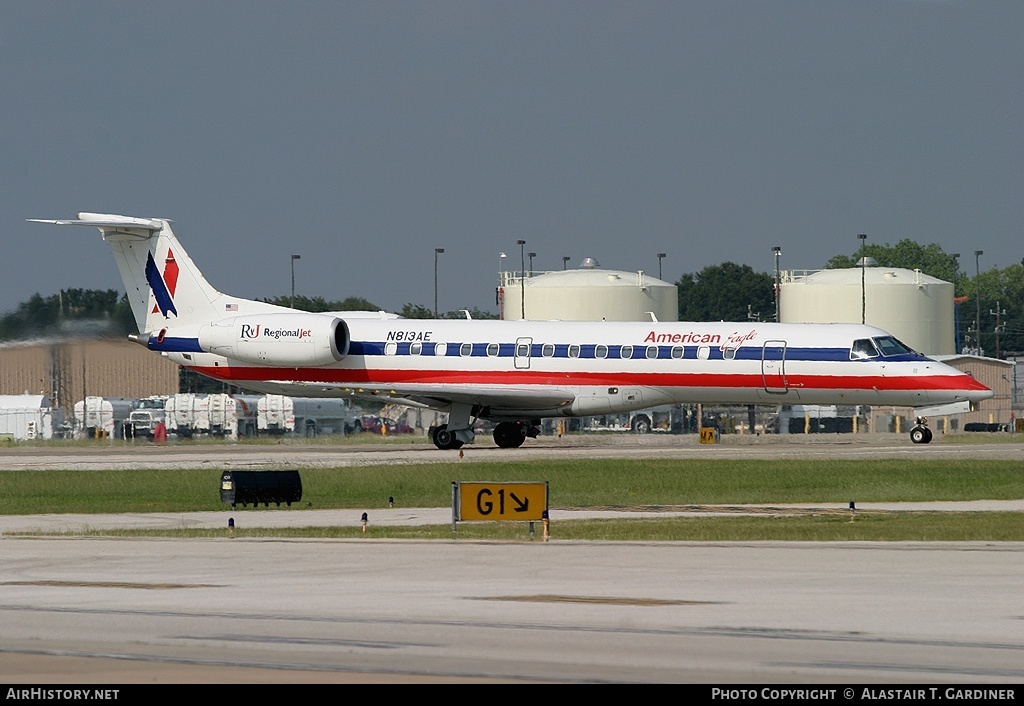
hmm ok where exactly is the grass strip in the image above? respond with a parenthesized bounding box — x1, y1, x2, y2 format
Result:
(1, 458, 1021, 515)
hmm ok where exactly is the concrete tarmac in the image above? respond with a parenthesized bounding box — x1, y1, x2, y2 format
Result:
(1, 435, 1022, 684)
(2, 537, 1022, 684)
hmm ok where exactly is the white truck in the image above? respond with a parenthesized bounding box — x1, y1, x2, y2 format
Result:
(127, 395, 169, 439)
(257, 395, 361, 436)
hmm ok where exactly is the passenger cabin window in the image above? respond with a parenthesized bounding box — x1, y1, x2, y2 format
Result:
(874, 336, 915, 356)
(568, 344, 580, 358)
(595, 345, 608, 359)
(646, 346, 658, 359)
(486, 343, 499, 357)
(410, 342, 422, 356)
(850, 339, 879, 360)
(434, 342, 447, 357)
(620, 345, 633, 359)
(671, 346, 683, 359)
(384, 342, 397, 356)
(516, 343, 530, 357)
(542, 343, 555, 357)
(697, 346, 710, 360)
(722, 347, 736, 360)
(460, 343, 473, 357)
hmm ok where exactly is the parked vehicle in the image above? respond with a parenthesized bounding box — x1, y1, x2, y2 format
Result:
(164, 393, 241, 439)
(74, 396, 137, 439)
(127, 395, 168, 439)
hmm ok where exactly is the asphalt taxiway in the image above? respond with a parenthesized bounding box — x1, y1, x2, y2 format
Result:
(1, 431, 1021, 471)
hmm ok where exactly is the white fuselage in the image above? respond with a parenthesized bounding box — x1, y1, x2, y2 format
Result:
(164, 318, 991, 421)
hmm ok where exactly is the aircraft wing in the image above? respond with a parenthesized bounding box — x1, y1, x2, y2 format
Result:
(270, 381, 575, 416)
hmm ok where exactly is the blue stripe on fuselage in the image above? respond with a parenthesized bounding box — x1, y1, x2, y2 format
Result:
(349, 342, 927, 363)
(176, 339, 930, 363)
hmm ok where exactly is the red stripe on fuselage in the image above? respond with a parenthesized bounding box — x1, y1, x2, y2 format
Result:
(190, 366, 986, 393)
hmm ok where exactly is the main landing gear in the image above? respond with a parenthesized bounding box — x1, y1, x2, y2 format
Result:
(432, 420, 541, 449)
(431, 423, 464, 450)
(491, 421, 540, 448)
(909, 417, 933, 444)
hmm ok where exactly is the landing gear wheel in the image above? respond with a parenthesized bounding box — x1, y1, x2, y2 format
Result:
(909, 426, 933, 444)
(493, 421, 527, 448)
(632, 414, 652, 434)
(432, 424, 464, 450)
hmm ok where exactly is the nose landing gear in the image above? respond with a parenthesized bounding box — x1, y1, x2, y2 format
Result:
(909, 417, 933, 444)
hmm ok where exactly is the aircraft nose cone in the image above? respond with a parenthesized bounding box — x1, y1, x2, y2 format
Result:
(969, 385, 995, 402)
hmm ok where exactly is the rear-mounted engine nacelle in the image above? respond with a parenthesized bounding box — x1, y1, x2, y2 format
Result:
(198, 313, 349, 367)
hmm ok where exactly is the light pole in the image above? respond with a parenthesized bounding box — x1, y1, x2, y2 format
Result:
(434, 248, 444, 317)
(657, 252, 666, 280)
(857, 234, 868, 324)
(952, 253, 961, 353)
(290, 254, 301, 309)
(517, 240, 526, 319)
(772, 246, 781, 322)
(562, 256, 570, 270)
(975, 250, 983, 354)
(528, 251, 536, 275)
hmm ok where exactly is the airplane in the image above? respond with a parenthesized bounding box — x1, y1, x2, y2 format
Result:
(30, 213, 993, 449)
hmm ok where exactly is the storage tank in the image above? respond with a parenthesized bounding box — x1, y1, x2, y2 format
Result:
(74, 396, 137, 439)
(164, 393, 213, 438)
(257, 395, 295, 434)
(780, 266, 955, 355)
(499, 259, 678, 321)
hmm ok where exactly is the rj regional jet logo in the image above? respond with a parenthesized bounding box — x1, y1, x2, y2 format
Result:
(146, 249, 179, 318)
(240, 324, 312, 340)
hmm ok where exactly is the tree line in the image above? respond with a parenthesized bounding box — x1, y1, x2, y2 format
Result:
(2, 240, 1021, 357)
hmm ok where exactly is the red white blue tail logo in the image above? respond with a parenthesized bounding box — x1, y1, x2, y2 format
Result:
(146, 249, 179, 318)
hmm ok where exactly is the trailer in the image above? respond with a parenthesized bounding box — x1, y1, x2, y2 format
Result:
(255, 395, 361, 436)
(74, 396, 137, 439)
(164, 393, 242, 439)
(256, 394, 295, 434)
(293, 398, 359, 436)
(232, 395, 260, 437)
(164, 393, 201, 437)
(0, 395, 55, 441)
(207, 393, 240, 439)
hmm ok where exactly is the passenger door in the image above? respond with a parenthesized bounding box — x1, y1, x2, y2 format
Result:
(761, 340, 788, 394)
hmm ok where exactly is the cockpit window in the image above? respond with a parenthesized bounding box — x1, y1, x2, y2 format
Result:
(850, 338, 880, 360)
(873, 336, 915, 356)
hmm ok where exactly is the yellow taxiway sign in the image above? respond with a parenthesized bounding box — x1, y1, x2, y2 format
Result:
(454, 481, 548, 523)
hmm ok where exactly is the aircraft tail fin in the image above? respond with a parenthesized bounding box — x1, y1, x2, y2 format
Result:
(28, 213, 276, 333)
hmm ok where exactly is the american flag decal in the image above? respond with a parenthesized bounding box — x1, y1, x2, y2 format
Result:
(225, 303, 238, 312)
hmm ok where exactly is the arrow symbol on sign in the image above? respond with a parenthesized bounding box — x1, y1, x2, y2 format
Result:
(510, 493, 529, 513)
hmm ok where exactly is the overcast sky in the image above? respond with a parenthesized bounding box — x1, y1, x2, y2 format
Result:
(3, 1, 1021, 317)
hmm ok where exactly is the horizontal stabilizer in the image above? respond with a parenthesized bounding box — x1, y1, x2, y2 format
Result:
(27, 213, 164, 232)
